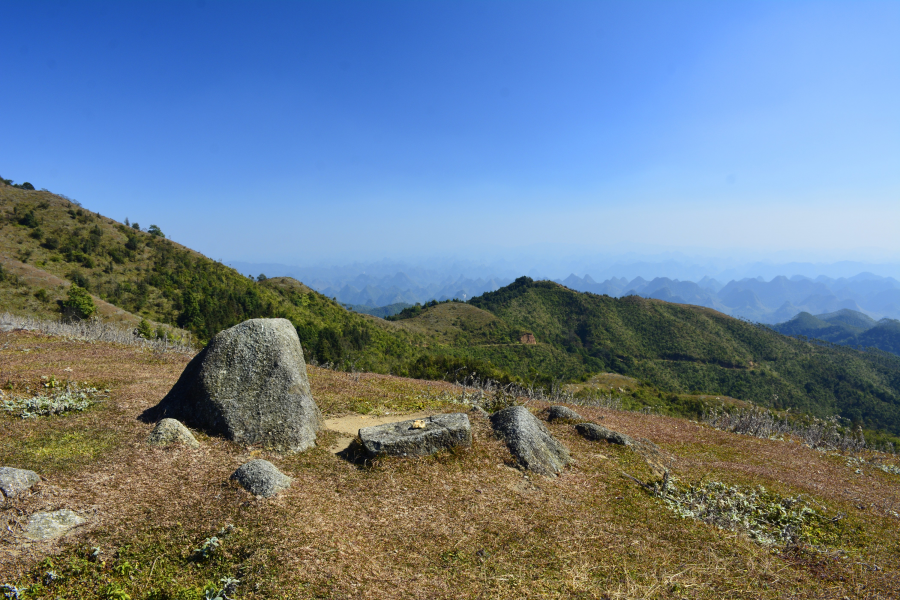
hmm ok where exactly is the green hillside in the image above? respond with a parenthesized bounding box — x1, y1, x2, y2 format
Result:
(465, 277, 900, 434)
(0, 182, 427, 372)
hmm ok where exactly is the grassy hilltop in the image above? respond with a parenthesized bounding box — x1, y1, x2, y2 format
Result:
(1, 329, 900, 598)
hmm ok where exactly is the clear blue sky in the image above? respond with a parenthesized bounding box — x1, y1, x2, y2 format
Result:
(2, 1, 898, 266)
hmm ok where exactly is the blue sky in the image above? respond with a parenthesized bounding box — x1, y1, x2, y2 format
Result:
(2, 1, 899, 266)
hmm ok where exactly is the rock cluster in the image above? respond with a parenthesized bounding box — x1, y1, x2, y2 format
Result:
(230, 459, 292, 498)
(359, 413, 472, 457)
(147, 318, 322, 452)
(490, 406, 571, 477)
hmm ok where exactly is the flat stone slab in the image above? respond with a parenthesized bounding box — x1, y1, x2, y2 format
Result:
(148, 418, 200, 448)
(230, 459, 292, 498)
(547, 406, 585, 422)
(359, 413, 472, 458)
(575, 423, 633, 446)
(25, 510, 85, 540)
(0, 467, 40, 499)
(490, 406, 571, 477)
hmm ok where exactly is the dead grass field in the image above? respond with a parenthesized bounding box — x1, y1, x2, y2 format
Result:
(1, 329, 899, 599)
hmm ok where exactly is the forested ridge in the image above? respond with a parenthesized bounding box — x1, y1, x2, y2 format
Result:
(468, 277, 900, 434)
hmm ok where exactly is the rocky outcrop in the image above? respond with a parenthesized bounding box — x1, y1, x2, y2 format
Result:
(359, 413, 472, 458)
(547, 405, 585, 422)
(0, 467, 40, 499)
(24, 510, 85, 540)
(230, 459, 292, 498)
(145, 318, 322, 452)
(147, 418, 200, 448)
(575, 423, 633, 446)
(490, 406, 570, 477)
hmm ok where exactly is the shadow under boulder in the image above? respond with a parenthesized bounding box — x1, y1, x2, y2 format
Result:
(490, 406, 571, 477)
(141, 318, 322, 452)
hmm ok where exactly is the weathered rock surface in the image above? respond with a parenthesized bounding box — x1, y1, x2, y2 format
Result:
(490, 406, 571, 477)
(24, 510, 85, 540)
(146, 318, 322, 452)
(230, 459, 292, 498)
(147, 418, 200, 448)
(0, 467, 40, 499)
(575, 423, 633, 446)
(359, 413, 472, 457)
(547, 405, 585, 422)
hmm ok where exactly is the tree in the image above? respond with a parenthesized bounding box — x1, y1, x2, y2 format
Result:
(148, 224, 165, 238)
(257, 274, 267, 282)
(124, 218, 130, 227)
(136, 318, 154, 339)
(131, 222, 140, 230)
(61, 285, 96, 320)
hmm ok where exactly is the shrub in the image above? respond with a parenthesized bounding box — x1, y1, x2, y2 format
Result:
(18, 210, 39, 228)
(136, 318, 154, 339)
(34, 289, 51, 303)
(61, 284, 96, 319)
(147, 224, 165, 238)
(67, 270, 90, 289)
(131, 222, 140, 230)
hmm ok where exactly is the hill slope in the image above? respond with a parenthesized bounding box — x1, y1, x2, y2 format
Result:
(465, 277, 900, 434)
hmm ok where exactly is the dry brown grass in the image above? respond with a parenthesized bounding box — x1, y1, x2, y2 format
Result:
(1, 330, 898, 598)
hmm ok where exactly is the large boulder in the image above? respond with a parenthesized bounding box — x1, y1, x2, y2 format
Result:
(0, 467, 40, 499)
(490, 406, 571, 477)
(145, 318, 322, 452)
(230, 459, 292, 498)
(359, 413, 472, 458)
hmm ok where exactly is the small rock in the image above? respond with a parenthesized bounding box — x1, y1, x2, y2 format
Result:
(359, 413, 472, 458)
(147, 418, 200, 448)
(547, 405, 585, 422)
(0, 467, 40, 499)
(490, 406, 571, 477)
(24, 510, 85, 540)
(230, 459, 292, 498)
(575, 423, 633, 446)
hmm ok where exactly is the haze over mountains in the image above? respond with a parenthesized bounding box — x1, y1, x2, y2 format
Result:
(230, 260, 900, 324)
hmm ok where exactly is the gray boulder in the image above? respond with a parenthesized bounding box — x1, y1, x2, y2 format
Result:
(359, 413, 472, 458)
(490, 406, 571, 477)
(147, 418, 200, 448)
(230, 459, 292, 498)
(547, 405, 585, 422)
(146, 318, 322, 452)
(575, 423, 633, 446)
(0, 467, 40, 499)
(24, 509, 85, 540)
